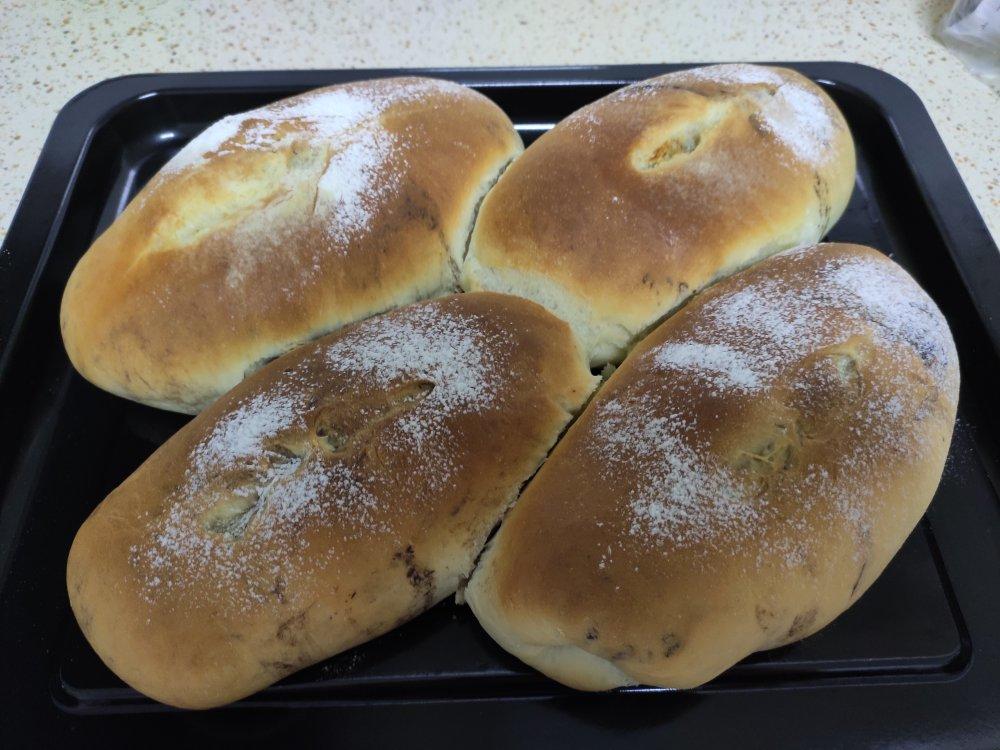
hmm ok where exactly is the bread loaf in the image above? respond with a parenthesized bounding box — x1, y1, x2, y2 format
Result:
(465, 243, 958, 691)
(61, 77, 522, 413)
(462, 64, 856, 366)
(66, 292, 597, 709)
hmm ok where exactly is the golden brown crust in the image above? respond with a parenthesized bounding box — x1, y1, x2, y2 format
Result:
(66, 292, 598, 709)
(463, 64, 856, 366)
(465, 243, 958, 691)
(61, 78, 523, 413)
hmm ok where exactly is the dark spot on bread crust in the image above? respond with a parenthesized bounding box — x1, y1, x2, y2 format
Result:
(262, 659, 301, 673)
(786, 607, 819, 640)
(748, 112, 769, 136)
(393, 545, 435, 603)
(611, 644, 635, 661)
(449, 494, 471, 517)
(407, 565, 433, 588)
(661, 633, 682, 658)
(850, 559, 868, 598)
(812, 170, 831, 221)
(756, 605, 777, 633)
(276, 610, 308, 646)
(269, 577, 287, 604)
(585, 627, 599, 641)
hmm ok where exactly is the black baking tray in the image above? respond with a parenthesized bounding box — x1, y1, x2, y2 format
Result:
(2, 63, 999, 747)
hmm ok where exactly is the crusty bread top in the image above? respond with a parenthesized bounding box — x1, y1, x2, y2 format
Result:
(61, 77, 522, 413)
(466, 243, 958, 690)
(463, 64, 856, 366)
(67, 292, 597, 708)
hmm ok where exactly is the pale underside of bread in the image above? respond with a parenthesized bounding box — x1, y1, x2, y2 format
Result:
(462, 64, 858, 366)
(464, 242, 959, 692)
(60, 77, 523, 414)
(66, 292, 598, 709)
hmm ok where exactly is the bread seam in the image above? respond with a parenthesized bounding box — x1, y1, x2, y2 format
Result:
(456, 377, 602, 604)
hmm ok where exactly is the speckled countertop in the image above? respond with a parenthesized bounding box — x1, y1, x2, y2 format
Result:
(1, 0, 997, 245)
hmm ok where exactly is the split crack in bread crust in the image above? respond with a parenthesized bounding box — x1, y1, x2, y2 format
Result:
(464, 243, 959, 691)
(66, 292, 599, 709)
(60, 76, 524, 414)
(462, 63, 857, 367)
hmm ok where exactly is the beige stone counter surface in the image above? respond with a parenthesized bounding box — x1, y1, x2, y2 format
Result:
(1, 0, 997, 245)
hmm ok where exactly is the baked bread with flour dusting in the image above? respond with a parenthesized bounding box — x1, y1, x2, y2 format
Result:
(61, 77, 522, 413)
(463, 64, 856, 366)
(465, 243, 959, 691)
(66, 292, 597, 709)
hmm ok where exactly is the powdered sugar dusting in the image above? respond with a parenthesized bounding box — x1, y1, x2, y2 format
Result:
(594, 396, 758, 549)
(679, 63, 786, 88)
(331, 305, 508, 456)
(163, 114, 247, 174)
(268, 89, 377, 134)
(590, 244, 955, 567)
(755, 82, 836, 164)
(826, 258, 956, 389)
(315, 127, 400, 243)
(158, 78, 469, 252)
(596, 64, 838, 167)
(161, 78, 462, 176)
(326, 305, 499, 414)
(191, 390, 304, 473)
(645, 245, 956, 399)
(653, 342, 762, 392)
(161, 89, 373, 176)
(129, 298, 511, 610)
(681, 64, 838, 165)
(562, 103, 603, 144)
